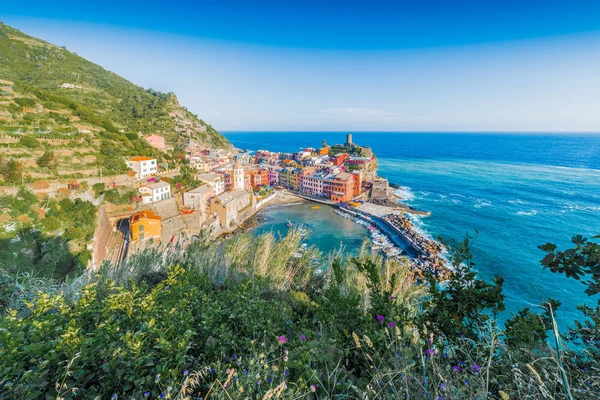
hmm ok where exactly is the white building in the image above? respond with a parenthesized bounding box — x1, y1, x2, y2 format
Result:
(138, 181, 171, 203)
(183, 185, 213, 214)
(233, 161, 245, 190)
(126, 156, 158, 179)
(197, 173, 225, 195)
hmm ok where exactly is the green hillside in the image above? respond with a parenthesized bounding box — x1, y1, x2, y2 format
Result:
(0, 22, 230, 181)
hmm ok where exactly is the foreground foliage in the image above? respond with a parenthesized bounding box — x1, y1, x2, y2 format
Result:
(0, 232, 599, 398)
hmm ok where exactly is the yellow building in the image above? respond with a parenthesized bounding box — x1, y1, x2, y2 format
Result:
(129, 210, 161, 241)
(210, 189, 252, 229)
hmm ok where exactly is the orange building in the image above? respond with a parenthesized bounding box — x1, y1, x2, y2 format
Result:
(246, 168, 269, 188)
(331, 153, 349, 166)
(129, 210, 161, 241)
(318, 146, 330, 156)
(352, 170, 363, 196)
(324, 172, 354, 203)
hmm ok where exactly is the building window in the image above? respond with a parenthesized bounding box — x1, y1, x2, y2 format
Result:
(139, 225, 144, 232)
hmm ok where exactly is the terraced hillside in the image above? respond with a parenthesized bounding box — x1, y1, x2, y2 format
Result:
(0, 22, 231, 181)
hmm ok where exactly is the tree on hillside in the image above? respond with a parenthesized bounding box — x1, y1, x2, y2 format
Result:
(420, 233, 505, 341)
(36, 150, 56, 168)
(0, 157, 24, 183)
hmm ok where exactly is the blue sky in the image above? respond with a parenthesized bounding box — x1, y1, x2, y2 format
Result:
(2, 0, 600, 132)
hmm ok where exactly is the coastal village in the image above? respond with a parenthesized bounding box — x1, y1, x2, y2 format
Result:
(92, 133, 449, 280)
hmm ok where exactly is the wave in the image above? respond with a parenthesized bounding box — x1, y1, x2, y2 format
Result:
(406, 214, 435, 241)
(393, 186, 415, 201)
(560, 203, 600, 213)
(474, 199, 492, 208)
(516, 209, 538, 216)
(508, 199, 528, 205)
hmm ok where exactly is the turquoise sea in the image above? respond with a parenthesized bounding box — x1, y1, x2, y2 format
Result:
(223, 132, 600, 329)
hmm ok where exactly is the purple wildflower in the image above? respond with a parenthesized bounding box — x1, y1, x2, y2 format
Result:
(376, 315, 385, 324)
(144, 392, 150, 397)
(389, 295, 395, 299)
(285, 369, 289, 376)
(232, 354, 237, 360)
(257, 380, 262, 386)
(471, 363, 481, 373)
(453, 365, 461, 373)
(300, 334, 307, 342)
(184, 369, 189, 376)
(388, 322, 395, 328)
(268, 377, 273, 383)
(310, 384, 317, 392)
(277, 335, 287, 345)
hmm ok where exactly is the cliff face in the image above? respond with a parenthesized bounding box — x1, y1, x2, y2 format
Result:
(0, 22, 230, 179)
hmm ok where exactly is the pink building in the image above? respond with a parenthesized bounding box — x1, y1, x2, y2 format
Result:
(144, 134, 166, 150)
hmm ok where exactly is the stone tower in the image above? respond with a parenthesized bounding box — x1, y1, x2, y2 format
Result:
(346, 133, 353, 146)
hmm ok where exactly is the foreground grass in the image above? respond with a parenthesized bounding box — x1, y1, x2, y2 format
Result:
(0, 231, 598, 399)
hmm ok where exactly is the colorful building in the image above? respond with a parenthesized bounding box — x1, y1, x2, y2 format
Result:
(197, 173, 225, 195)
(318, 146, 330, 156)
(279, 168, 300, 191)
(301, 171, 328, 197)
(130, 210, 161, 241)
(144, 134, 166, 150)
(352, 170, 363, 196)
(246, 168, 269, 188)
(266, 165, 283, 186)
(331, 153, 349, 167)
(324, 172, 354, 203)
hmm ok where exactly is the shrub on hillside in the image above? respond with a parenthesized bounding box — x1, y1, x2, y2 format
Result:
(14, 97, 36, 108)
(19, 135, 40, 148)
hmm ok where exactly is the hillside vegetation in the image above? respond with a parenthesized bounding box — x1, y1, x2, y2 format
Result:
(0, 22, 230, 181)
(0, 230, 598, 399)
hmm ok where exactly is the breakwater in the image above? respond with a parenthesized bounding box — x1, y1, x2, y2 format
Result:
(339, 205, 449, 280)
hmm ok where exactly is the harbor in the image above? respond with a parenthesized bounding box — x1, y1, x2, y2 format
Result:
(247, 191, 450, 280)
